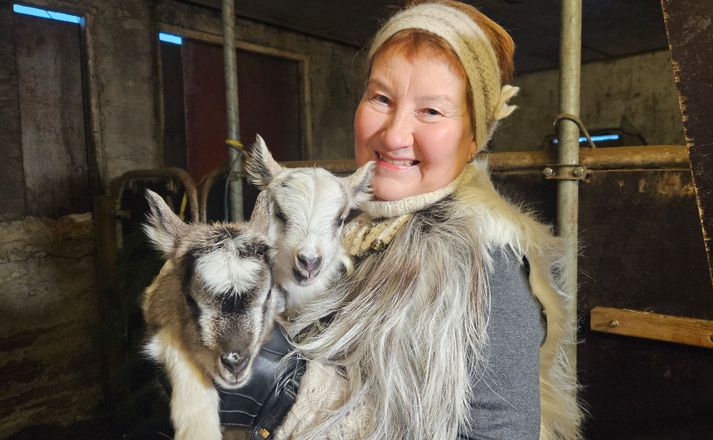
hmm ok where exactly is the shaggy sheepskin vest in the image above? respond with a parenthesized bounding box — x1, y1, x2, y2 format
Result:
(277, 161, 582, 440)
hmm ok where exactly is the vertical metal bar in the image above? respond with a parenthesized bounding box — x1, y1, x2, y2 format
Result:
(558, 0, 582, 366)
(222, 0, 243, 220)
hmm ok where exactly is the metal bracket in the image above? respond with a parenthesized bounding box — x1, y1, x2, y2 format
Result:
(543, 163, 588, 180)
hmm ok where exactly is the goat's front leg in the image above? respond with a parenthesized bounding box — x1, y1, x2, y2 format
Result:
(156, 333, 222, 440)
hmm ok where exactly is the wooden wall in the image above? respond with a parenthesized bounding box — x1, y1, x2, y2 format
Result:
(493, 167, 713, 439)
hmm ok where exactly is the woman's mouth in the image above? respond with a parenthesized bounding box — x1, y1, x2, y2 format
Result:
(376, 152, 420, 168)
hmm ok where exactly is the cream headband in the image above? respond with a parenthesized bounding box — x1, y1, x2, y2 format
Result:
(368, 3, 519, 150)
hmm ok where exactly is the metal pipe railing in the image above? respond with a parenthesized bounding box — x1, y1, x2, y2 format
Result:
(558, 0, 583, 368)
(109, 167, 199, 218)
(274, 145, 690, 174)
(222, 0, 244, 221)
(198, 161, 229, 223)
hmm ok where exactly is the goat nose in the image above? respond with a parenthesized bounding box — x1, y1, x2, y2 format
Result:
(220, 352, 249, 376)
(297, 253, 322, 274)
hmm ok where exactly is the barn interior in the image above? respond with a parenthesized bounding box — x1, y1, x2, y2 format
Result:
(1, 0, 712, 439)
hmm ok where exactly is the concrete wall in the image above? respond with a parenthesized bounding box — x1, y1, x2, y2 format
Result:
(494, 50, 686, 151)
(0, 214, 102, 438)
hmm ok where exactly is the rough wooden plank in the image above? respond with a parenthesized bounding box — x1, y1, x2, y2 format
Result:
(0, 4, 26, 221)
(591, 306, 713, 349)
(661, 0, 713, 288)
(14, 14, 89, 218)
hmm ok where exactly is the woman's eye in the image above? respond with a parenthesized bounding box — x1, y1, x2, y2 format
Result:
(372, 94, 390, 105)
(423, 108, 443, 117)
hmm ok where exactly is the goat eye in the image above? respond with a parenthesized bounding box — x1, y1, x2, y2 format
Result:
(274, 205, 287, 223)
(335, 216, 346, 228)
(185, 293, 200, 316)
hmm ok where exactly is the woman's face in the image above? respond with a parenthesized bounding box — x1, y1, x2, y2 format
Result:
(354, 49, 476, 201)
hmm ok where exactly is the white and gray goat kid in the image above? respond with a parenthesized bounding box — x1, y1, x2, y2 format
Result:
(245, 135, 373, 314)
(142, 190, 278, 440)
(142, 136, 372, 439)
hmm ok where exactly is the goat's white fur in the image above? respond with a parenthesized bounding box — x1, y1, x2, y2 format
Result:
(146, 329, 222, 440)
(245, 135, 373, 313)
(196, 250, 263, 296)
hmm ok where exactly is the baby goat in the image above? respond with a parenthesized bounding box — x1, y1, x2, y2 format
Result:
(142, 190, 278, 440)
(246, 135, 373, 315)
(142, 137, 372, 439)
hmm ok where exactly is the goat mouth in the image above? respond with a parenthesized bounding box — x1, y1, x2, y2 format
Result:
(293, 268, 319, 285)
(216, 360, 252, 388)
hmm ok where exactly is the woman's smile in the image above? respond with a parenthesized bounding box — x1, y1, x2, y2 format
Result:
(375, 151, 421, 169)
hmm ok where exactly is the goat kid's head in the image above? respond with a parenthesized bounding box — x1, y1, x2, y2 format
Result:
(245, 135, 373, 292)
(144, 190, 276, 389)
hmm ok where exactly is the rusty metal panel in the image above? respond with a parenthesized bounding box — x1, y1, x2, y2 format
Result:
(661, 0, 713, 288)
(160, 42, 187, 170)
(493, 169, 713, 439)
(0, 4, 26, 221)
(181, 40, 304, 181)
(14, 14, 89, 218)
(182, 39, 228, 180)
(236, 49, 302, 161)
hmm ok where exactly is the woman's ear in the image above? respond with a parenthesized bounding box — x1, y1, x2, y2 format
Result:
(468, 139, 477, 161)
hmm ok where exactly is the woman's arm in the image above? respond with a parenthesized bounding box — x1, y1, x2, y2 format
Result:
(460, 247, 545, 439)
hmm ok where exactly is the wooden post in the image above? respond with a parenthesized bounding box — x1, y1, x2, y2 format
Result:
(661, 0, 713, 288)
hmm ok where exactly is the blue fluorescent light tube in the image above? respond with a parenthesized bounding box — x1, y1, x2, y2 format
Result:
(13, 4, 81, 24)
(590, 134, 621, 142)
(159, 32, 183, 45)
(553, 134, 621, 144)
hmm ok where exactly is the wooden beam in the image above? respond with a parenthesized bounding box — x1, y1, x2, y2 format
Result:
(661, 0, 713, 289)
(590, 306, 713, 349)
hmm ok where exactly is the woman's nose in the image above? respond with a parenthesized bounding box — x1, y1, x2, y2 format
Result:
(381, 109, 414, 150)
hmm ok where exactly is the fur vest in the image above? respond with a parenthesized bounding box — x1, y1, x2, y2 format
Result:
(278, 160, 582, 440)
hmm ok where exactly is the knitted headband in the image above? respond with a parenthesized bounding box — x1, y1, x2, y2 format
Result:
(368, 3, 519, 150)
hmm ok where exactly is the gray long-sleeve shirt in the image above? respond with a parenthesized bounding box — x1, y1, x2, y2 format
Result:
(460, 247, 545, 440)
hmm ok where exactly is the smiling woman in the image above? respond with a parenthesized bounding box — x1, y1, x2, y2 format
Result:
(218, 1, 582, 439)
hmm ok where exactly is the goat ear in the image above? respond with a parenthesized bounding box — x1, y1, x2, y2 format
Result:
(143, 189, 186, 256)
(249, 190, 273, 237)
(343, 161, 374, 207)
(245, 134, 283, 189)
